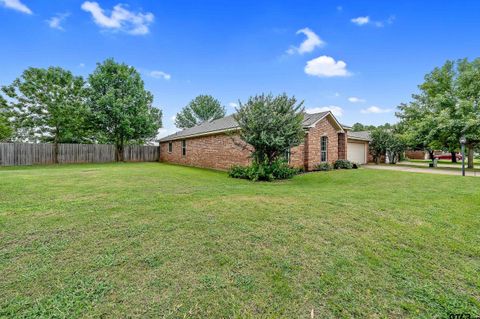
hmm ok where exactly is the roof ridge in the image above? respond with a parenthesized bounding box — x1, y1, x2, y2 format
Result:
(159, 111, 338, 142)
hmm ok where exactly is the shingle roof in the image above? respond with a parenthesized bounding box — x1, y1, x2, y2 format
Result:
(159, 111, 333, 142)
(302, 111, 329, 127)
(347, 130, 371, 141)
(160, 115, 239, 142)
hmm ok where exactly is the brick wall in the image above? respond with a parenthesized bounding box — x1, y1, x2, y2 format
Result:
(160, 116, 342, 171)
(338, 132, 347, 160)
(304, 116, 340, 171)
(289, 136, 306, 169)
(160, 133, 251, 170)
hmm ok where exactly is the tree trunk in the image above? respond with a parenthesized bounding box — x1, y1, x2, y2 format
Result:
(53, 127, 59, 164)
(428, 150, 434, 160)
(115, 144, 125, 162)
(54, 141, 59, 164)
(119, 140, 125, 162)
(468, 146, 474, 169)
(391, 153, 397, 164)
(451, 152, 457, 163)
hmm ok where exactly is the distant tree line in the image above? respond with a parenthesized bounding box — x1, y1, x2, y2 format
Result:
(0, 59, 162, 162)
(351, 122, 393, 132)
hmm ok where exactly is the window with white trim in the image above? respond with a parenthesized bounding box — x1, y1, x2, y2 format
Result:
(321, 136, 328, 162)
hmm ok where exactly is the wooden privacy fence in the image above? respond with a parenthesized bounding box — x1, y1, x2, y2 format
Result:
(0, 143, 159, 166)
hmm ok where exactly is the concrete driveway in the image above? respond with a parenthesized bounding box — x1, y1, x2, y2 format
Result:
(364, 164, 480, 177)
(398, 161, 479, 169)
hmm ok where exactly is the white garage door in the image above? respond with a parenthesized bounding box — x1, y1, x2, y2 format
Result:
(347, 142, 367, 164)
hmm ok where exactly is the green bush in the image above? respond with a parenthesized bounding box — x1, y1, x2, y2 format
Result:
(315, 162, 332, 171)
(228, 165, 250, 179)
(334, 159, 353, 169)
(270, 160, 300, 180)
(228, 159, 300, 181)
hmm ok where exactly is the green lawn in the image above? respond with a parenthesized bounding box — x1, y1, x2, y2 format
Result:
(1, 163, 479, 318)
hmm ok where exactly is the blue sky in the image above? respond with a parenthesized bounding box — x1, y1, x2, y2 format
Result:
(1, 0, 480, 137)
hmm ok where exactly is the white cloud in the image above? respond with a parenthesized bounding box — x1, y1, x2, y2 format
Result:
(170, 115, 176, 122)
(81, 1, 154, 35)
(228, 102, 238, 109)
(351, 16, 370, 25)
(149, 70, 171, 80)
(0, 0, 32, 14)
(304, 55, 350, 77)
(360, 106, 392, 114)
(46, 13, 69, 31)
(79, 63, 85, 68)
(351, 15, 395, 27)
(348, 97, 365, 103)
(336, 6, 343, 12)
(287, 27, 325, 55)
(306, 106, 343, 117)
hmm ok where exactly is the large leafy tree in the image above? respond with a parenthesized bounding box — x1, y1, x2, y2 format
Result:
(0, 67, 89, 161)
(175, 95, 225, 129)
(456, 58, 480, 166)
(87, 59, 162, 161)
(396, 96, 439, 159)
(397, 58, 480, 168)
(234, 93, 304, 165)
(0, 96, 13, 141)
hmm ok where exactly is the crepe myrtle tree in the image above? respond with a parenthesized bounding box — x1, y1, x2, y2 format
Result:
(87, 59, 162, 161)
(175, 95, 226, 129)
(234, 93, 305, 165)
(385, 133, 406, 164)
(369, 128, 389, 164)
(369, 127, 405, 164)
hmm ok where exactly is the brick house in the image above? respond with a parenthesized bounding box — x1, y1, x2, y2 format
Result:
(159, 111, 371, 171)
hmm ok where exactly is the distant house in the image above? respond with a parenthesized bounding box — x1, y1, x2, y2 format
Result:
(159, 111, 371, 171)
